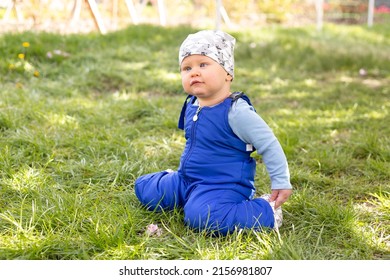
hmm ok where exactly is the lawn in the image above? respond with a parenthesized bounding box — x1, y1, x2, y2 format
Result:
(0, 23, 389, 260)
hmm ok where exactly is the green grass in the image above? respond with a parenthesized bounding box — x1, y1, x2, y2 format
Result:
(0, 23, 389, 260)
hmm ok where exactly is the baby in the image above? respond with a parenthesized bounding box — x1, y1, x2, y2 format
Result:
(135, 30, 292, 235)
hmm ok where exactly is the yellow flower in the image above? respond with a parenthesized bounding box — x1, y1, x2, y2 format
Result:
(33, 70, 40, 77)
(18, 53, 25, 59)
(8, 64, 15, 70)
(22, 42, 30, 48)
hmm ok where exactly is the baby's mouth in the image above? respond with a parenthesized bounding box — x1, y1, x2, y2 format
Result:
(190, 80, 202, 86)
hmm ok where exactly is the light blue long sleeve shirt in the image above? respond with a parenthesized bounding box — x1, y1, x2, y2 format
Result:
(228, 99, 292, 190)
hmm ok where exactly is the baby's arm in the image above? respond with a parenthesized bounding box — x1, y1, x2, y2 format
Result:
(229, 99, 292, 206)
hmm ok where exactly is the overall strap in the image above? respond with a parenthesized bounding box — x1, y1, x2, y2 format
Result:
(229, 91, 244, 101)
(229, 91, 255, 110)
(178, 95, 195, 130)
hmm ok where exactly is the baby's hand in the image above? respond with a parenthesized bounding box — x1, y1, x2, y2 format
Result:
(270, 189, 292, 209)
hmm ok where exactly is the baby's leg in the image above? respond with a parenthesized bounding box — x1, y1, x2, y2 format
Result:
(135, 170, 186, 211)
(184, 184, 275, 235)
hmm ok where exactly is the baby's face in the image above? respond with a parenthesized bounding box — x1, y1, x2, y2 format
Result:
(180, 55, 232, 106)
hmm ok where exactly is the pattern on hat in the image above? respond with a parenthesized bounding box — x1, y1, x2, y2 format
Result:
(179, 30, 236, 78)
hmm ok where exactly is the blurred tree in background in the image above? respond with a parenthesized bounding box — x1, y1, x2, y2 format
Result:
(0, 0, 389, 33)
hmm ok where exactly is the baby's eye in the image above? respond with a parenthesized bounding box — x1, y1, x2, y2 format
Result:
(200, 63, 207, 67)
(182, 66, 191, 72)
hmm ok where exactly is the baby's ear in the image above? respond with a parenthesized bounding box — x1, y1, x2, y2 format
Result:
(226, 74, 233, 81)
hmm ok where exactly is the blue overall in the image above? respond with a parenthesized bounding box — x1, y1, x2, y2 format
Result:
(135, 93, 275, 235)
